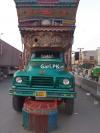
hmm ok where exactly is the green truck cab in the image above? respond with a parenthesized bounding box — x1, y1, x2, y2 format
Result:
(91, 66, 100, 81)
(9, 49, 76, 115)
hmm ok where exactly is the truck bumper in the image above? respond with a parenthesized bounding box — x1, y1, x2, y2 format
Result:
(9, 86, 76, 99)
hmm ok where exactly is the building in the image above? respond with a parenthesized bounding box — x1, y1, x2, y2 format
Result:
(72, 49, 100, 68)
(97, 48, 100, 65)
(81, 50, 97, 66)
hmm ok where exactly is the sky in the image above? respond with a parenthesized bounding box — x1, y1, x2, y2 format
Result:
(0, 0, 100, 51)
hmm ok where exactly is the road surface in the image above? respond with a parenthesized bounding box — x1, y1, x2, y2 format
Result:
(0, 78, 100, 133)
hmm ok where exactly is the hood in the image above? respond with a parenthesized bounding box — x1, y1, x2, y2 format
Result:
(28, 67, 72, 78)
(27, 59, 67, 76)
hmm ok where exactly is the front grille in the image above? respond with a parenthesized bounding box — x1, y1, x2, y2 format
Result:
(31, 76, 54, 87)
(22, 76, 30, 85)
(55, 77, 61, 88)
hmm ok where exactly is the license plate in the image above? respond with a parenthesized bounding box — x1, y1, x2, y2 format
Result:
(36, 91, 47, 97)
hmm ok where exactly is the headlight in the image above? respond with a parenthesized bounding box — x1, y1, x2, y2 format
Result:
(15, 77, 22, 83)
(63, 79, 69, 85)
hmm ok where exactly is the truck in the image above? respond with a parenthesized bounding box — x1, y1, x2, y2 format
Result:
(91, 48, 100, 81)
(0, 39, 21, 77)
(91, 65, 100, 81)
(9, 0, 80, 115)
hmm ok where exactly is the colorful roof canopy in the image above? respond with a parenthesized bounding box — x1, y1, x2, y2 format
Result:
(13, 0, 80, 33)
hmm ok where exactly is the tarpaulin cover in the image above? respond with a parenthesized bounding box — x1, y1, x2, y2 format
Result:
(22, 109, 58, 132)
(22, 98, 58, 132)
(23, 98, 58, 114)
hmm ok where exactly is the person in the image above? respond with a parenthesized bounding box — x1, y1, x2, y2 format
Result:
(88, 68, 92, 79)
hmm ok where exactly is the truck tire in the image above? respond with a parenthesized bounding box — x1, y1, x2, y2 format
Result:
(65, 99, 74, 115)
(12, 96, 25, 112)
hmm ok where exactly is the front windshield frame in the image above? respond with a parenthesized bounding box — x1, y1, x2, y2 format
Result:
(28, 60, 66, 70)
(31, 51, 64, 60)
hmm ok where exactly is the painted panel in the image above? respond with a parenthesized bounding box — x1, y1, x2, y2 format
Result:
(14, 0, 79, 7)
(17, 7, 77, 20)
(15, 0, 79, 3)
(22, 31, 73, 49)
(19, 19, 75, 27)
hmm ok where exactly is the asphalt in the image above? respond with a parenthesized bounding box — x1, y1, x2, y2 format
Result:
(0, 78, 100, 133)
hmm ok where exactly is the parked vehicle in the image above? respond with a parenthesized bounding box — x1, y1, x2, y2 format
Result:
(0, 69, 3, 80)
(0, 39, 21, 77)
(91, 66, 100, 81)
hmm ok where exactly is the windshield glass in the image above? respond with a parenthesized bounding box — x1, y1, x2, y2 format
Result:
(31, 51, 63, 59)
(29, 61, 65, 70)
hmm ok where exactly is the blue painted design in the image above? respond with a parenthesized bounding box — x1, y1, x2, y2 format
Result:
(22, 109, 29, 129)
(48, 111, 58, 131)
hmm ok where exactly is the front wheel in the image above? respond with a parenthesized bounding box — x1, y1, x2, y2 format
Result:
(64, 99, 74, 115)
(12, 96, 25, 112)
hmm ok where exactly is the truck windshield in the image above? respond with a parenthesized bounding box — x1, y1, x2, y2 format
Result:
(31, 51, 63, 59)
(29, 61, 65, 70)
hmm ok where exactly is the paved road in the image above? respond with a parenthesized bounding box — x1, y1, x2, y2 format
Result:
(0, 78, 100, 133)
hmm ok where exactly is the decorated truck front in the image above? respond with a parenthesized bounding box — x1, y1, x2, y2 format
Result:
(9, 0, 80, 115)
(10, 49, 75, 97)
(10, 48, 76, 114)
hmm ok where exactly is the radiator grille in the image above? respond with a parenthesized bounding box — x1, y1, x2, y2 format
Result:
(31, 77, 54, 87)
(22, 76, 30, 85)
